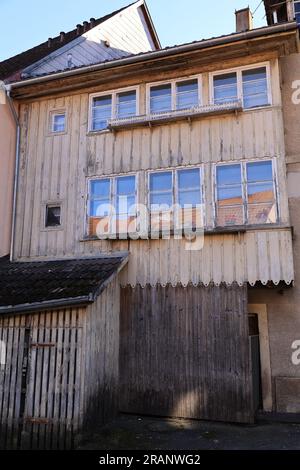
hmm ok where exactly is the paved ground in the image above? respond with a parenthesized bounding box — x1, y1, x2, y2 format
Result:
(78, 414, 300, 450)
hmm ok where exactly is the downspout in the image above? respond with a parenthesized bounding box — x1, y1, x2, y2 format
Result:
(5, 85, 20, 262)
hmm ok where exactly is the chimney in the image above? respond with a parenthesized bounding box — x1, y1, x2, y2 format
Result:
(60, 31, 65, 42)
(48, 38, 52, 48)
(90, 18, 96, 28)
(76, 24, 82, 35)
(83, 21, 89, 32)
(235, 7, 253, 32)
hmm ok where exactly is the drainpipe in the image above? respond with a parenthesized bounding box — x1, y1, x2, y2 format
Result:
(4, 85, 20, 262)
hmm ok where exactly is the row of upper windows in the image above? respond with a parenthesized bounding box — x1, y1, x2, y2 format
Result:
(49, 63, 272, 134)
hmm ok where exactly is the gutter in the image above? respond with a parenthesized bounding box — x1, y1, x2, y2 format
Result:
(5, 85, 20, 262)
(9, 21, 298, 89)
(0, 296, 92, 315)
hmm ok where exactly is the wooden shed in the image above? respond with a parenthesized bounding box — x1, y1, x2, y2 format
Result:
(0, 254, 128, 449)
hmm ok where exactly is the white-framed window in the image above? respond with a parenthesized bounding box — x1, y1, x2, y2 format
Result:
(89, 87, 139, 131)
(294, 0, 300, 22)
(87, 174, 137, 235)
(210, 63, 271, 109)
(51, 111, 66, 133)
(148, 166, 204, 231)
(147, 76, 202, 114)
(214, 159, 278, 227)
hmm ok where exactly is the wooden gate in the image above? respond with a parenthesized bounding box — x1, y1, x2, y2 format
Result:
(120, 284, 254, 423)
(0, 310, 82, 449)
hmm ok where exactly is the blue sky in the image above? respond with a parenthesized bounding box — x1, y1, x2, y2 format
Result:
(0, 0, 266, 61)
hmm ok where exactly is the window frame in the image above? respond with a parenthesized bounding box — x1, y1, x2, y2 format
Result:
(86, 172, 139, 236)
(209, 62, 272, 110)
(294, 1, 300, 22)
(213, 158, 279, 227)
(49, 110, 67, 135)
(43, 202, 63, 230)
(88, 86, 140, 133)
(147, 165, 205, 230)
(146, 75, 202, 115)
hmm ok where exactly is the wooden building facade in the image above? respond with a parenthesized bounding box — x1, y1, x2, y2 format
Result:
(1, 1, 300, 446)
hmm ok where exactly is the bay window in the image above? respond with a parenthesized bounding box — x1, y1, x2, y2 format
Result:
(215, 160, 277, 227)
(212, 64, 270, 109)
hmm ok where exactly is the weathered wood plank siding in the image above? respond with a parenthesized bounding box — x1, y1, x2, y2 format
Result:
(120, 284, 253, 423)
(0, 279, 119, 449)
(0, 309, 84, 449)
(81, 277, 120, 434)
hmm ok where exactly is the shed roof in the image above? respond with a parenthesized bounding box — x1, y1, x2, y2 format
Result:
(0, 255, 128, 314)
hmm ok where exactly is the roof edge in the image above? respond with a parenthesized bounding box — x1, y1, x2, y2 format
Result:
(0, 296, 92, 315)
(10, 21, 298, 90)
(0, 253, 129, 315)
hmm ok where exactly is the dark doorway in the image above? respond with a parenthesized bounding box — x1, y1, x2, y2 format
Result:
(248, 314, 263, 412)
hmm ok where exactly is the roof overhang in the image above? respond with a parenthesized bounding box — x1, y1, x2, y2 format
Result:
(0, 254, 129, 315)
(9, 21, 299, 100)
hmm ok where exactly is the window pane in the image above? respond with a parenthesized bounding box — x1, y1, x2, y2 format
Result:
(176, 79, 199, 110)
(53, 114, 65, 132)
(216, 164, 243, 226)
(92, 95, 112, 130)
(178, 168, 200, 189)
(178, 190, 201, 206)
(247, 161, 273, 182)
(213, 73, 238, 104)
(247, 182, 274, 204)
(217, 164, 241, 186)
(150, 172, 172, 191)
(150, 193, 173, 207)
(178, 168, 201, 207)
(216, 206, 244, 226)
(90, 179, 110, 198)
(217, 187, 243, 206)
(116, 176, 136, 228)
(248, 203, 277, 224)
(242, 67, 268, 108)
(116, 176, 136, 195)
(295, 1, 300, 23)
(46, 206, 61, 227)
(116, 90, 136, 118)
(117, 196, 136, 215)
(90, 200, 110, 217)
(150, 84, 172, 113)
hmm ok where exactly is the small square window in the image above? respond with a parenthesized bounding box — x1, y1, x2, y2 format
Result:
(45, 205, 61, 227)
(52, 113, 66, 133)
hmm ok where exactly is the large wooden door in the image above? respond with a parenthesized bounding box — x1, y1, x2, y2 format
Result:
(120, 284, 254, 423)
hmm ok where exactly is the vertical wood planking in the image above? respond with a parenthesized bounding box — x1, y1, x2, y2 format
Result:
(120, 283, 254, 423)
